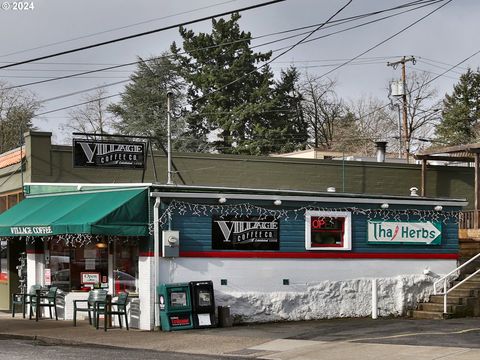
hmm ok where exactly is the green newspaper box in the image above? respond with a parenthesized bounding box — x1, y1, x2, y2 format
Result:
(157, 283, 193, 331)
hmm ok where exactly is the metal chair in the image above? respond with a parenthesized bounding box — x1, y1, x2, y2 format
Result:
(73, 289, 107, 326)
(29, 286, 59, 320)
(96, 292, 129, 331)
(12, 285, 42, 318)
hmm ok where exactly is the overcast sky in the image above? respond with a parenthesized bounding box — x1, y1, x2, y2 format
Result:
(0, 0, 478, 144)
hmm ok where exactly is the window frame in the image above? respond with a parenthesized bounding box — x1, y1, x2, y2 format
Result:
(305, 210, 352, 251)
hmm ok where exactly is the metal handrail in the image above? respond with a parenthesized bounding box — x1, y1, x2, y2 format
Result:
(433, 252, 480, 314)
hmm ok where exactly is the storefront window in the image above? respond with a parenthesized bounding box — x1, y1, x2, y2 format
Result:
(48, 240, 108, 292)
(113, 239, 138, 294)
(305, 211, 352, 251)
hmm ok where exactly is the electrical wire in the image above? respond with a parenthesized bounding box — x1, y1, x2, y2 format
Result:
(0, 0, 238, 59)
(192, 0, 354, 104)
(315, 0, 453, 81)
(269, 0, 444, 54)
(0, 0, 286, 70)
(3, 0, 440, 90)
(31, 1, 456, 124)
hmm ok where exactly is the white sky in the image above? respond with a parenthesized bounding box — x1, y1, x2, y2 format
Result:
(0, 0, 477, 144)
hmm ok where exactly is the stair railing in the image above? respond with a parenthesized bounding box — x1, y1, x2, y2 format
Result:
(433, 252, 480, 314)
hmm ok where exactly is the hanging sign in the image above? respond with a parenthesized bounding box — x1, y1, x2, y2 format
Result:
(212, 215, 280, 250)
(73, 139, 145, 168)
(367, 221, 441, 245)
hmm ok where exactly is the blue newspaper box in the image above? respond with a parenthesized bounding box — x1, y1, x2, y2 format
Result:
(157, 282, 193, 331)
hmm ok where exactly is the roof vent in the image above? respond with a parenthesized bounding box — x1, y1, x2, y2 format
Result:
(375, 141, 387, 163)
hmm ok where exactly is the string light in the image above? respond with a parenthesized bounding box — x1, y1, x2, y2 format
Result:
(149, 200, 460, 233)
(3, 234, 141, 247)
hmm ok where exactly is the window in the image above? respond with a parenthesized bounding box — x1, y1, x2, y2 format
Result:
(113, 239, 138, 294)
(305, 211, 352, 251)
(47, 239, 108, 292)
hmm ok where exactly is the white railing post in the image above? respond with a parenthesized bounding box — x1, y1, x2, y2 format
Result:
(372, 278, 378, 319)
(443, 279, 447, 314)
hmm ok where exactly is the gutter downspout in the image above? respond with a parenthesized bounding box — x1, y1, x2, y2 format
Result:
(153, 197, 161, 328)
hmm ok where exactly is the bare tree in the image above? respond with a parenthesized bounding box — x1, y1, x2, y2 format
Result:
(347, 96, 397, 156)
(62, 88, 114, 139)
(300, 74, 348, 150)
(0, 81, 39, 153)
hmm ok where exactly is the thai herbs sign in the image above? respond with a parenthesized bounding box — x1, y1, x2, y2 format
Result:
(212, 216, 280, 250)
(73, 139, 145, 168)
(367, 220, 441, 245)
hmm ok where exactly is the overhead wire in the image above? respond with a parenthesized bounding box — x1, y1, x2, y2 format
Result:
(0, 0, 286, 70)
(0, 0, 238, 59)
(31, 0, 456, 125)
(2, 0, 441, 90)
(191, 0, 354, 104)
(314, 0, 453, 81)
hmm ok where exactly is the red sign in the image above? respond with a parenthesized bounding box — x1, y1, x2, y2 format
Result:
(169, 314, 191, 327)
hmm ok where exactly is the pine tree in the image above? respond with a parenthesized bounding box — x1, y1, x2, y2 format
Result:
(108, 54, 190, 151)
(171, 13, 307, 155)
(436, 68, 480, 145)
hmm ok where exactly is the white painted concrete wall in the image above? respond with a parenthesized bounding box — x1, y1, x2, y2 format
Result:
(138, 256, 154, 330)
(158, 258, 456, 323)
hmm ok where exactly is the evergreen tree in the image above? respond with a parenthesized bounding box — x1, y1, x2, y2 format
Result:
(171, 13, 307, 155)
(108, 54, 191, 151)
(436, 68, 480, 145)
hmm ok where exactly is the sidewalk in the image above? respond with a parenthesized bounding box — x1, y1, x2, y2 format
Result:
(1, 312, 480, 359)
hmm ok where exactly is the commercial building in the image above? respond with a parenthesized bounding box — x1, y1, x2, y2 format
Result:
(0, 131, 472, 329)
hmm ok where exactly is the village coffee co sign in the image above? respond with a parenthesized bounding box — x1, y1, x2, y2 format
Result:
(367, 220, 442, 245)
(212, 216, 280, 250)
(73, 139, 145, 169)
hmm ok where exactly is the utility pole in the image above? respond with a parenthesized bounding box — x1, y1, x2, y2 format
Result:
(387, 56, 415, 162)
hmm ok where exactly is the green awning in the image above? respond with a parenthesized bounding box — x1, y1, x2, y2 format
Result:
(0, 188, 149, 237)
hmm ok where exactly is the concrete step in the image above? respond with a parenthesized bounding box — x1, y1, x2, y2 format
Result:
(411, 310, 449, 320)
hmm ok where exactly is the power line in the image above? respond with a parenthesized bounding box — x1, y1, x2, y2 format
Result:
(192, 0, 354, 104)
(38, 80, 130, 104)
(0, 0, 286, 70)
(33, 1, 352, 118)
(31, 1, 449, 118)
(315, 0, 452, 81)
(4, 0, 439, 91)
(269, 0, 444, 54)
(0, 0, 238, 59)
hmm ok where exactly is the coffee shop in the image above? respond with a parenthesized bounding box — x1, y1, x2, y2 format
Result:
(0, 132, 469, 329)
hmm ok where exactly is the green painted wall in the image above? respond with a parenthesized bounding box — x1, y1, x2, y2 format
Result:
(21, 132, 474, 208)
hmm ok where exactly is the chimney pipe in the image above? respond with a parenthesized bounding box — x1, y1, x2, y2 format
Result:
(375, 141, 387, 163)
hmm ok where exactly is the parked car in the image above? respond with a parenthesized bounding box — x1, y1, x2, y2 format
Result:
(114, 270, 136, 293)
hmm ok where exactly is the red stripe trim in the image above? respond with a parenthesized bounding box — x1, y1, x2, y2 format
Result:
(139, 251, 155, 257)
(179, 251, 458, 260)
(26, 249, 44, 254)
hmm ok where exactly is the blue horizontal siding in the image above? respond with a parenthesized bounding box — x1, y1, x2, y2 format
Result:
(167, 202, 460, 254)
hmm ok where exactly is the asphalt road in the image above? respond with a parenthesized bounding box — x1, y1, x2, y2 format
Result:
(0, 339, 240, 360)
